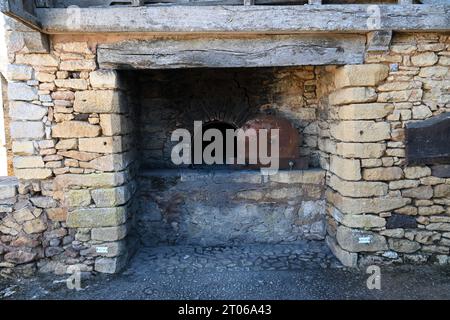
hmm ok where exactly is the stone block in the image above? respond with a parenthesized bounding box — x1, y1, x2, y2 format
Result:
(334, 64, 389, 88)
(9, 101, 47, 121)
(30, 196, 57, 209)
(82, 241, 126, 258)
(362, 167, 404, 181)
(74, 90, 126, 114)
(11, 121, 45, 139)
(86, 153, 133, 172)
(336, 225, 388, 252)
(91, 186, 132, 207)
(91, 224, 128, 242)
(59, 151, 100, 162)
(55, 139, 78, 150)
(328, 174, 388, 197)
(418, 66, 448, 78)
(336, 142, 386, 159)
(12, 141, 35, 155)
(6, 64, 33, 81)
(8, 82, 38, 101)
(99, 114, 131, 136)
(402, 186, 433, 200)
(54, 42, 92, 54)
(23, 218, 47, 234)
(326, 189, 410, 215)
(377, 89, 423, 103)
(330, 121, 390, 142)
(336, 103, 393, 120)
(78, 136, 125, 154)
(0, 177, 18, 200)
(4, 251, 36, 264)
(411, 52, 438, 66)
(52, 121, 101, 138)
(90, 70, 122, 89)
(13, 207, 35, 223)
(67, 207, 127, 228)
(412, 105, 432, 120)
(13, 156, 45, 169)
(341, 214, 386, 229)
(326, 236, 358, 267)
(53, 173, 127, 191)
(14, 168, 52, 180)
(434, 184, 450, 198)
(46, 208, 67, 222)
(54, 79, 88, 90)
(329, 155, 361, 181)
(389, 180, 420, 190)
(329, 87, 377, 105)
(389, 239, 421, 253)
(15, 54, 59, 67)
(404, 166, 431, 179)
(60, 60, 97, 71)
(94, 256, 127, 274)
(65, 189, 92, 207)
(419, 206, 446, 216)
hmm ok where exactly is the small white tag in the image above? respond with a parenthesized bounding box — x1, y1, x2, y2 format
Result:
(96, 247, 109, 254)
(358, 236, 372, 244)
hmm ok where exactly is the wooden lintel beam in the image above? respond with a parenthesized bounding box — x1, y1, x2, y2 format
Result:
(97, 34, 366, 70)
(36, 5, 450, 34)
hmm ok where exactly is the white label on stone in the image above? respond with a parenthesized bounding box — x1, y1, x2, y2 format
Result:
(96, 247, 109, 254)
(358, 236, 372, 244)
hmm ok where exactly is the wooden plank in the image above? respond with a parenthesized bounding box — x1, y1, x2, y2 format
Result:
(405, 113, 450, 165)
(431, 164, 450, 178)
(36, 5, 450, 34)
(97, 34, 365, 69)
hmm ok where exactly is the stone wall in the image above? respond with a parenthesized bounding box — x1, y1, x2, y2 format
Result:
(0, 17, 138, 274)
(323, 33, 450, 267)
(137, 169, 326, 246)
(0, 15, 449, 275)
(137, 67, 320, 168)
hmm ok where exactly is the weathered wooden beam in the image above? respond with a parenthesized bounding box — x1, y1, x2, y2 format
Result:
(406, 113, 450, 166)
(36, 5, 450, 34)
(97, 34, 365, 69)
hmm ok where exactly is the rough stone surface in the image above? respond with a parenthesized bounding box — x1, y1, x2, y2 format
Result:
(336, 142, 386, 159)
(336, 226, 388, 252)
(363, 167, 404, 181)
(330, 121, 390, 142)
(9, 102, 47, 121)
(52, 121, 101, 138)
(328, 174, 388, 197)
(10, 122, 45, 139)
(67, 207, 127, 228)
(7, 83, 38, 101)
(329, 156, 361, 181)
(74, 91, 126, 113)
(334, 64, 389, 88)
(329, 87, 377, 105)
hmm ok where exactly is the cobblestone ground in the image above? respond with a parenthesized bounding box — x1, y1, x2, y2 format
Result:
(1, 242, 450, 300)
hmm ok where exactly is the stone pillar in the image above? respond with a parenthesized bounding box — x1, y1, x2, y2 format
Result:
(52, 67, 136, 274)
(324, 63, 408, 267)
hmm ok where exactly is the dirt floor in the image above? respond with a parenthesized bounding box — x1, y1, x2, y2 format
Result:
(1, 243, 450, 300)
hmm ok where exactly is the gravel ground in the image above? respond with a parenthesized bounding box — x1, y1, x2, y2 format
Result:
(1, 243, 450, 300)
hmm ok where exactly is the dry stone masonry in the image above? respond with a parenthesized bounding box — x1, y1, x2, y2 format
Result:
(0, 8, 449, 276)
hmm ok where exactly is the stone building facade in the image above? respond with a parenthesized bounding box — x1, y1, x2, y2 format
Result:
(0, 2, 449, 276)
